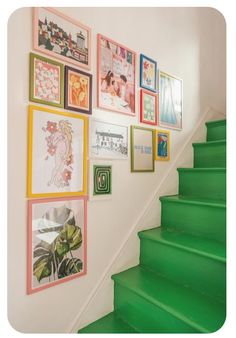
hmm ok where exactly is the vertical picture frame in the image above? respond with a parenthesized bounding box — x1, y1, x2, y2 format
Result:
(97, 33, 136, 116)
(140, 54, 157, 93)
(64, 65, 92, 115)
(33, 7, 91, 70)
(130, 125, 155, 172)
(27, 196, 87, 294)
(89, 160, 113, 201)
(159, 70, 183, 130)
(29, 52, 64, 108)
(27, 105, 88, 198)
(155, 129, 170, 161)
(140, 89, 158, 126)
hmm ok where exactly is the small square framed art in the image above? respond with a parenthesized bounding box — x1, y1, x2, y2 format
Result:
(64, 66, 92, 114)
(140, 89, 158, 126)
(29, 52, 64, 108)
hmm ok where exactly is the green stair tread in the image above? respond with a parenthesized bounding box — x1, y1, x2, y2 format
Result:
(112, 266, 225, 333)
(192, 139, 226, 147)
(205, 119, 226, 127)
(177, 167, 226, 172)
(78, 312, 138, 333)
(160, 194, 226, 208)
(138, 227, 226, 262)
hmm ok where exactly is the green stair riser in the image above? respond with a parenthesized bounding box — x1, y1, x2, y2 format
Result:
(140, 239, 226, 303)
(178, 169, 226, 201)
(206, 120, 226, 142)
(114, 283, 198, 333)
(193, 142, 226, 168)
(161, 199, 226, 243)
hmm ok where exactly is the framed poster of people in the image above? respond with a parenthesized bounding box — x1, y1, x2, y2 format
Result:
(64, 66, 92, 114)
(159, 71, 183, 130)
(97, 33, 136, 116)
(131, 126, 154, 172)
(27, 196, 87, 294)
(27, 105, 88, 198)
(33, 7, 91, 70)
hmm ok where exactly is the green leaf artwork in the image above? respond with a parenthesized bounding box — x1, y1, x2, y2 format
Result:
(144, 94, 155, 122)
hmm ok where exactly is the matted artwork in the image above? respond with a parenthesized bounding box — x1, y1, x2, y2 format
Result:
(97, 34, 136, 115)
(33, 7, 91, 70)
(159, 71, 183, 130)
(64, 66, 92, 114)
(140, 54, 157, 93)
(90, 119, 128, 160)
(27, 196, 87, 294)
(140, 89, 158, 126)
(155, 130, 170, 161)
(29, 52, 64, 108)
(89, 161, 112, 201)
(27, 105, 88, 198)
(131, 126, 154, 172)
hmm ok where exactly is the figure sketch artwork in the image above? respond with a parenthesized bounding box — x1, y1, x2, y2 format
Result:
(97, 34, 136, 115)
(90, 119, 128, 160)
(34, 7, 91, 69)
(28, 106, 88, 197)
(27, 197, 87, 294)
(159, 71, 183, 130)
(30, 53, 64, 108)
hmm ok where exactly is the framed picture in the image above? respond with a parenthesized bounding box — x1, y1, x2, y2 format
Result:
(140, 89, 158, 126)
(155, 130, 170, 161)
(89, 161, 112, 201)
(64, 66, 92, 114)
(97, 33, 136, 116)
(140, 54, 157, 92)
(131, 126, 154, 172)
(27, 196, 87, 294)
(27, 105, 88, 198)
(159, 71, 183, 130)
(90, 119, 128, 160)
(29, 52, 64, 108)
(33, 7, 91, 70)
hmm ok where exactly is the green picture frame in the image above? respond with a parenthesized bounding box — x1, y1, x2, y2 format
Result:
(29, 52, 64, 108)
(131, 125, 155, 172)
(93, 165, 112, 196)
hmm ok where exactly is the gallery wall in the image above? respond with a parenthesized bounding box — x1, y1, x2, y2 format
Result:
(8, 7, 226, 333)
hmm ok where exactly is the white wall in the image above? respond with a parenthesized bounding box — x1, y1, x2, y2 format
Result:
(7, 7, 226, 333)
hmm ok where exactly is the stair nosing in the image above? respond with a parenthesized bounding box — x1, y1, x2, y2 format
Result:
(138, 230, 226, 263)
(177, 167, 226, 172)
(112, 266, 217, 333)
(159, 195, 226, 208)
(192, 139, 226, 147)
(205, 119, 226, 127)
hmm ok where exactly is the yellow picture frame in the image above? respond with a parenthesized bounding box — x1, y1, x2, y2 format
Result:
(154, 129, 170, 161)
(27, 105, 88, 198)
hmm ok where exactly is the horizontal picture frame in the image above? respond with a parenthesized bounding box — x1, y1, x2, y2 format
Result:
(33, 7, 91, 70)
(27, 105, 88, 198)
(29, 52, 64, 108)
(27, 196, 87, 294)
(131, 125, 154, 172)
(64, 65, 92, 115)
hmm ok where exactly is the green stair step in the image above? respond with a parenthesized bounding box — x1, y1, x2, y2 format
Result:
(112, 266, 225, 333)
(138, 227, 225, 302)
(206, 119, 226, 142)
(178, 168, 226, 201)
(160, 195, 226, 243)
(78, 312, 138, 333)
(193, 140, 226, 168)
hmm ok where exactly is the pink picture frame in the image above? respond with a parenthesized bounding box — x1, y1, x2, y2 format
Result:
(27, 196, 87, 294)
(97, 33, 136, 116)
(140, 89, 158, 126)
(33, 7, 91, 70)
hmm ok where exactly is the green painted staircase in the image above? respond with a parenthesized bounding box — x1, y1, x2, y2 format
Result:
(79, 119, 226, 333)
